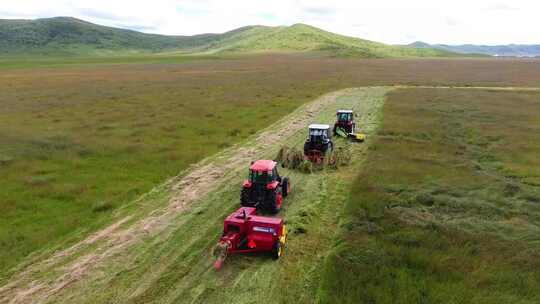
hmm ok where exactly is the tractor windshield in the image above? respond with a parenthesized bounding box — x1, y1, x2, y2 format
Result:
(337, 113, 352, 122)
(309, 128, 328, 138)
(309, 129, 326, 137)
(250, 170, 272, 183)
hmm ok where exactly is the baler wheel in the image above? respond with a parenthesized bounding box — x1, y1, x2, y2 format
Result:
(272, 241, 283, 260)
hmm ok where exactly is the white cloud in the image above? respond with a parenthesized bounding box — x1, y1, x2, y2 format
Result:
(0, 0, 539, 45)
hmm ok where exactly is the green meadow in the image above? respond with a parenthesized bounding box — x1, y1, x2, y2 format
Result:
(2, 52, 540, 304)
(319, 88, 540, 303)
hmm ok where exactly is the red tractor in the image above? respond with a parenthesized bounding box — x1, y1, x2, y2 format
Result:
(333, 109, 356, 135)
(241, 160, 291, 214)
(213, 207, 288, 269)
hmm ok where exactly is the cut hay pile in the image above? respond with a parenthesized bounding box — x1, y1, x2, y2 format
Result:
(276, 144, 352, 172)
(276, 146, 313, 173)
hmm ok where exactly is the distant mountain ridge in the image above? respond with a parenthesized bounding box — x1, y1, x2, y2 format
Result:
(0, 17, 228, 55)
(0, 17, 459, 57)
(408, 41, 540, 57)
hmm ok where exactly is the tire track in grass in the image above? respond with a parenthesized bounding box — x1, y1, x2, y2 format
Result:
(113, 87, 390, 304)
(0, 88, 363, 304)
(74, 87, 388, 304)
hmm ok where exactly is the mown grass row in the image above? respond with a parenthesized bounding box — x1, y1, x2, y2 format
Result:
(38, 88, 388, 303)
(0, 56, 324, 277)
(318, 88, 540, 303)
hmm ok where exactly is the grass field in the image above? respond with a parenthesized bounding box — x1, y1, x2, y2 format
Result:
(319, 88, 540, 303)
(2, 82, 540, 302)
(1, 55, 322, 276)
(2, 55, 540, 275)
(2, 54, 540, 297)
(0, 87, 387, 303)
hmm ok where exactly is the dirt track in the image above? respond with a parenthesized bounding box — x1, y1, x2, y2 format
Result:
(0, 88, 356, 304)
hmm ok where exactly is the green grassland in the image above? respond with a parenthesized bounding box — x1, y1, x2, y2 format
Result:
(0, 87, 389, 303)
(0, 54, 224, 70)
(2, 55, 540, 282)
(2, 52, 540, 302)
(0, 57, 321, 276)
(0, 17, 455, 57)
(5, 84, 540, 303)
(319, 88, 540, 303)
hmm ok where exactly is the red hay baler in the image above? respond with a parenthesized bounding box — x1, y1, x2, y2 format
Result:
(213, 207, 287, 270)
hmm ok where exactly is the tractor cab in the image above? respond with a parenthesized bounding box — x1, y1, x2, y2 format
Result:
(334, 109, 356, 134)
(248, 160, 279, 185)
(307, 124, 331, 144)
(241, 160, 291, 214)
(304, 124, 333, 162)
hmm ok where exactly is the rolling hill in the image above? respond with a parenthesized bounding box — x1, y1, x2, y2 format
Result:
(0, 17, 219, 55)
(194, 23, 458, 57)
(0, 17, 457, 57)
(408, 41, 540, 57)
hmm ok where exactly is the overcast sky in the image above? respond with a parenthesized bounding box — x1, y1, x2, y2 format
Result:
(1, 0, 539, 45)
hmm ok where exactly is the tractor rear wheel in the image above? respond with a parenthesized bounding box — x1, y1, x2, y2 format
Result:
(267, 189, 282, 214)
(240, 187, 250, 206)
(282, 178, 290, 197)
